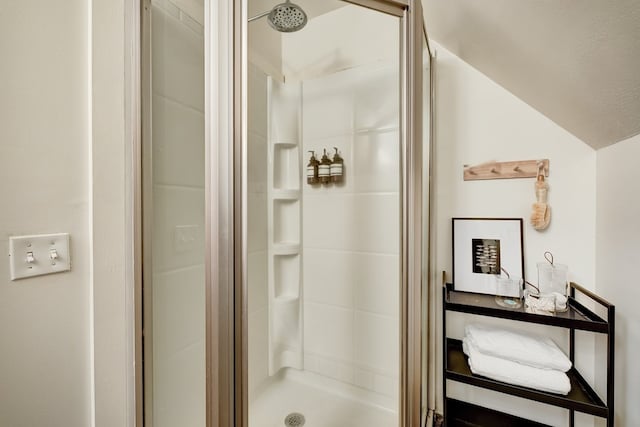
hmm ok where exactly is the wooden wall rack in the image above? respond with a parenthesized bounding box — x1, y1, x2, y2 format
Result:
(463, 159, 549, 181)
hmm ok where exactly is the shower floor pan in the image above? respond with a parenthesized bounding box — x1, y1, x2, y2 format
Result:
(249, 370, 397, 427)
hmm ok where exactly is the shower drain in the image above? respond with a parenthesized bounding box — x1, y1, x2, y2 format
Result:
(284, 412, 305, 427)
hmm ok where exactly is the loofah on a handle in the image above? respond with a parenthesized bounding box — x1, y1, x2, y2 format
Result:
(531, 174, 551, 230)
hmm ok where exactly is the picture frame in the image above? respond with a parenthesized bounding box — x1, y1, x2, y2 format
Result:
(452, 218, 524, 297)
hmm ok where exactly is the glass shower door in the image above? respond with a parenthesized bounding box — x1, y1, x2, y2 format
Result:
(142, 0, 206, 425)
(141, 0, 428, 425)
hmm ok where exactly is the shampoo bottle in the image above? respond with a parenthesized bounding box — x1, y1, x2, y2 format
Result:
(306, 151, 320, 185)
(319, 149, 331, 184)
(330, 147, 344, 183)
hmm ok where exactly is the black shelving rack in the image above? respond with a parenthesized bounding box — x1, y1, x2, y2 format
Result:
(442, 281, 615, 427)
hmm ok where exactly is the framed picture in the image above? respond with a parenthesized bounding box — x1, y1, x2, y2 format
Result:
(452, 218, 524, 297)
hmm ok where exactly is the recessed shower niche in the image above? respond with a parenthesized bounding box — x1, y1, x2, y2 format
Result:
(272, 199, 300, 245)
(273, 254, 300, 299)
(273, 144, 300, 191)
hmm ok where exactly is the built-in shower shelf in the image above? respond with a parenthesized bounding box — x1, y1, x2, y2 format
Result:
(271, 190, 301, 200)
(273, 141, 298, 147)
(273, 144, 301, 190)
(268, 77, 303, 376)
(271, 348, 302, 371)
(274, 295, 299, 304)
(272, 243, 301, 255)
(273, 199, 300, 245)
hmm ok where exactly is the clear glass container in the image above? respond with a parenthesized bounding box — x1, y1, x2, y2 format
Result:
(495, 277, 523, 309)
(537, 262, 568, 296)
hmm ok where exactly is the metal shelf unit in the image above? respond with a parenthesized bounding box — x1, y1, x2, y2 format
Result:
(442, 282, 615, 427)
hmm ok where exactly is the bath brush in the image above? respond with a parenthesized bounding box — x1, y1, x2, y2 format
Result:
(530, 169, 551, 230)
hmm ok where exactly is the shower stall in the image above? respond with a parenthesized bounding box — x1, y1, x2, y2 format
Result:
(142, 0, 431, 426)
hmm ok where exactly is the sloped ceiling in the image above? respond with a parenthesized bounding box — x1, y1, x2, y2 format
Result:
(423, 0, 640, 149)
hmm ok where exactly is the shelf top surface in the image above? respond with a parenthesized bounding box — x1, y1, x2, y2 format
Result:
(444, 285, 609, 332)
(446, 339, 608, 417)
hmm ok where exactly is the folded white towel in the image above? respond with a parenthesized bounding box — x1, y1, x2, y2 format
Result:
(465, 323, 571, 372)
(463, 338, 571, 395)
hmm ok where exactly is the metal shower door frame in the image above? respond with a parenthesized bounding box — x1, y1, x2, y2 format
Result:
(206, 0, 425, 426)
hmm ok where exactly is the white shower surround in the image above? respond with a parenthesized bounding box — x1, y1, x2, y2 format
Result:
(301, 63, 400, 402)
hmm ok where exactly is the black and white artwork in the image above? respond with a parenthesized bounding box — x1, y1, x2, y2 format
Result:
(453, 218, 524, 297)
(472, 238, 501, 274)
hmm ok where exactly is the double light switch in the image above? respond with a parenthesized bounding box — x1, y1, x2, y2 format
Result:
(9, 233, 71, 280)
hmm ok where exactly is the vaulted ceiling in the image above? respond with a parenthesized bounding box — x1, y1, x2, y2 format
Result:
(423, 0, 640, 149)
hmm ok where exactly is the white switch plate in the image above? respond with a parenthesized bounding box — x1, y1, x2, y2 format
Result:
(9, 233, 71, 280)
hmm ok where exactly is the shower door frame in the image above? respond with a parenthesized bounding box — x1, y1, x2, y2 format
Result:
(207, 0, 425, 426)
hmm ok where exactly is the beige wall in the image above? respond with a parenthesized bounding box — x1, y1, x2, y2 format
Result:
(91, 0, 137, 425)
(2, 2, 636, 426)
(0, 1, 91, 426)
(0, 0, 136, 426)
(596, 134, 640, 426)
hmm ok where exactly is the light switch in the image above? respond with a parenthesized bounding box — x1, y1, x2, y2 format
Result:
(9, 233, 71, 280)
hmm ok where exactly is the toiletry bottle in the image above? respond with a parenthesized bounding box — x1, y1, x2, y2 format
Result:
(306, 151, 320, 185)
(319, 149, 331, 184)
(330, 147, 344, 183)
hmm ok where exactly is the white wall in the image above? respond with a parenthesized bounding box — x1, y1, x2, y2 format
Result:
(0, 2, 91, 426)
(596, 134, 640, 426)
(149, 2, 205, 426)
(433, 43, 598, 426)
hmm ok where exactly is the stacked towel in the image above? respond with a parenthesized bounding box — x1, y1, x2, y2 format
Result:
(462, 324, 572, 395)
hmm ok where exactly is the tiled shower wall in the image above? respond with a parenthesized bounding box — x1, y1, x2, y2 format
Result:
(302, 63, 400, 399)
(151, 2, 205, 426)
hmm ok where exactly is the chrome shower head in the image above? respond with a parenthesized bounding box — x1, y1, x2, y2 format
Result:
(249, 0, 307, 33)
(268, 0, 307, 32)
